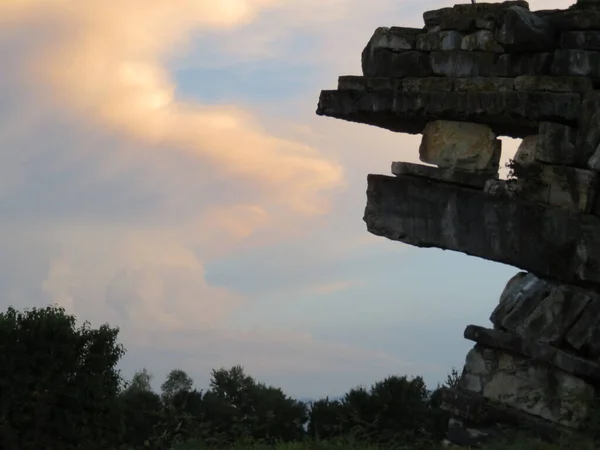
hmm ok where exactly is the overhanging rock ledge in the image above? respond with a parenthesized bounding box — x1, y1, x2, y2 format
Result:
(317, 0, 600, 446)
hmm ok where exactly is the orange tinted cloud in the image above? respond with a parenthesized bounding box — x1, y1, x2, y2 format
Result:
(3, 0, 343, 217)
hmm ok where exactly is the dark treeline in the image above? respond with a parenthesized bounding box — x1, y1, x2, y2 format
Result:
(0, 305, 460, 450)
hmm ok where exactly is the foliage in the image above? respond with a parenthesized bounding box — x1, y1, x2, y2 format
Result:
(162, 369, 194, 403)
(0, 305, 125, 450)
(4, 304, 591, 450)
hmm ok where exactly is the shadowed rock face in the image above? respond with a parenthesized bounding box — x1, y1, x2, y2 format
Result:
(317, 0, 600, 445)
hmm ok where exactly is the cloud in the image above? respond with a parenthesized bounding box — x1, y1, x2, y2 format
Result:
(0, 0, 575, 398)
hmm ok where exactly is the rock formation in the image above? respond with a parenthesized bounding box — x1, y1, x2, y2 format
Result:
(317, 0, 600, 445)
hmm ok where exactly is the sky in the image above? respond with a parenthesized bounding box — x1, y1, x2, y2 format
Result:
(0, 0, 573, 399)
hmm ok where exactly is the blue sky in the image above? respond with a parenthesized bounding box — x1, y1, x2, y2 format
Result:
(0, 0, 570, 398)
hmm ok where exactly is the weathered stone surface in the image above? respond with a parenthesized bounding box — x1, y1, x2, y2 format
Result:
(430, 51, 496, 77)
(338, 75, 591, 94)
(465, 325, 600, 382)
(337, 76, 393, 91)
(490, 272, 550, 335)
(560, 31, 600, 50)
(419, 121, 500, 172)
(546, 9, 600, 30)
(535, 122, 580, 166)
(461, 30, 504, 52)
(565, 297, 600, 358)
(496, 7, 555, 52)
(551, 49, 600, 78)
(491, 272, 594, 347)
(416, 31, 463, 51)
(493, 53, 552, 76)
(317, 90, 581, 139)
(483, 179, 518, 198)
(511, 162, 599, 213)
(391, 162, 496, 189)
(453, 77, 514, 92)
(514, 75, 593, 93)
(363, 174, 600, 287)
(360, 27, 430, 78)
(400, 77, 450, 93)
(514, 135, 537, 164)
(459, 345, 593, 428)
(423, 2, 530, 28)
(361, 49, 431, 78)
(362, 26, 421, 53)
(577, 92, 600, 167)
(440, 387, 573, 441)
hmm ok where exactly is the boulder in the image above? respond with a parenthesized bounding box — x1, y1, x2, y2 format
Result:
(491, 273, 593, 346)
(419, 121, 501, 172)
(496, 7, 555, 52)
(361, 27, 430, 77)
(459, 345, 593, 428)
(464, 325, 600, 381)
(440, 387, 575, 442)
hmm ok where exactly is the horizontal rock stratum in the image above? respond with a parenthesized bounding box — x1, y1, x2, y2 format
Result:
(317, 0, 600, 446)
(364, 174, 600, 287)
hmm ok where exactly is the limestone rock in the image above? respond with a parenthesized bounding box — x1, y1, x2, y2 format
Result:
(578, 92, 600, 166)
(440, 387, 573, 442)
(551, 49, 600, 78)
(464, 325, 600, 381)
(317, 89, 581, 139)
(514, 135, 537, 164)
(483, 179, 518, 198)
(416, 31, 463, 51)
(491, 273, 594, 347)
(461, 30, 504, 52)
(560, 31, 600, 50)
(493, 53, 552, 76)
(363, 174, 600, 287)
(362, 49, 432, 78)
(430, 51, 496, 77)
(391, 161, 496, 189)
(459, 345, 593, 428)
(535, 122, 580, 166)
(511, 162, 599, 213)
(514, 75, 592, 93)
(362, 26, 421, 52)
(361, 27, 430, 77)
(496, 7, 555, 52)
(546, 9, 600, 30)
(453, 77, 514, 92)
(565, 297, 600, 358)
(423, 2, 530, 28)
(419, 121, 501, 172)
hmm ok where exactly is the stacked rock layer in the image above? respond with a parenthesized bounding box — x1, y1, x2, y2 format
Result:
(317, 0, 600, 446)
